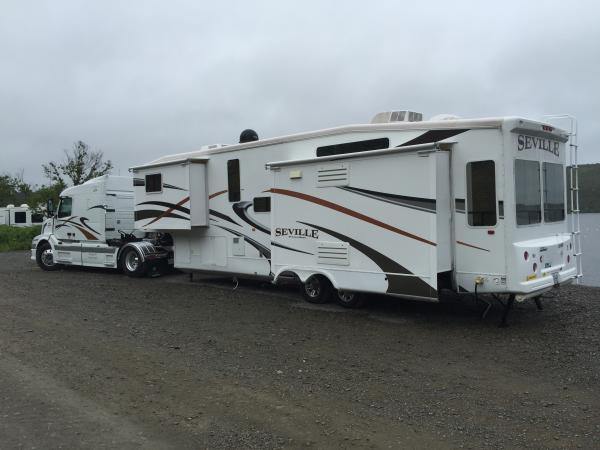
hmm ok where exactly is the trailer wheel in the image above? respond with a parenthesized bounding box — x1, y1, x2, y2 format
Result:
(121, 248, 146, 277)
(302, 275, 332, 304)
(335, 290, 366, 308)
(36, 242, 59, 271)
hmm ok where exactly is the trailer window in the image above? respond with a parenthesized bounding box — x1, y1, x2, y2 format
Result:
(466, 160, 497, 226)
(57, 197, 72, 218)
(543, 162, 565, 222)
(316, 138, 389, 157)
(14, 211, 26, 223)
(145, 174, 162, 193)
(515, 159, 541, 225)
(227, 159, 240, 202)
(253, 196, 271, 212)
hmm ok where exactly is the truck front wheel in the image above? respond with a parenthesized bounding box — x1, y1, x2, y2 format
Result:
(36, 242, 59, 271)
(121, 248, 146, 277)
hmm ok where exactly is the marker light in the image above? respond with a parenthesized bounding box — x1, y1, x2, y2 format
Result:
(540, 255, 543, 263)
(524, 251, 529, 261)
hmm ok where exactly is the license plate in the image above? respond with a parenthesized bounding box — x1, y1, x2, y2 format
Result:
(552, 272, 559, 286)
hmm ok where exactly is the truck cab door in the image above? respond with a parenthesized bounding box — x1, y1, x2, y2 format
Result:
(53, 197, 82, 265)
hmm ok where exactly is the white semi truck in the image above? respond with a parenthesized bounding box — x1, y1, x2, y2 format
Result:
(31, 175, 173, 276)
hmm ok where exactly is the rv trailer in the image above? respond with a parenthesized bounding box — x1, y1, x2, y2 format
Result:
(31, 175, 172, 275)
(130, 111, 580, 319)
(0, 204, 33, 227)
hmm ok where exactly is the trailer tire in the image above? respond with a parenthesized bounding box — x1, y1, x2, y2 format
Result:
(36, 242, 59, 271)
(301, 275, 332, 304)
(121, 248, 146, 277)
(335, 290, 366, 308)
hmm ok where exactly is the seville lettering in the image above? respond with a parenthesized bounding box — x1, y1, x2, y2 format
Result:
(517, 134, 560, 156)
(275, 227, 319, 238)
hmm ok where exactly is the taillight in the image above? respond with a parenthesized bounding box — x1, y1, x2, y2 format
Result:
(540, 255, 543, 263)
(524, 251, 529, 261)
(567, 255, 571, 264)
(533, 263, 538, 272)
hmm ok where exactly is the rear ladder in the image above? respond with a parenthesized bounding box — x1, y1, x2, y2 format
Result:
(544, 115, 583, 283)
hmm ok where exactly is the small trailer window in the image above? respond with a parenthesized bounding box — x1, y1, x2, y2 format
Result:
(253, 196, 271, 212)
(57, 197, 72, 218)
(14, 211, 26, 223)
(316, 138, 389, 157)
(228, 159, 240, 202)
(543, 162, 565, 222)
(145, 174, 162, 193)
(515, 159, 541, 225)
(466, 160, 497, 226)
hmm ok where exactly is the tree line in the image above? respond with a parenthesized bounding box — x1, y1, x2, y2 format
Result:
(0, 141, 112, 212)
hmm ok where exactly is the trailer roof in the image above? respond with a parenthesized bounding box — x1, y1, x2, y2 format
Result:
(129, 116, 567, 171)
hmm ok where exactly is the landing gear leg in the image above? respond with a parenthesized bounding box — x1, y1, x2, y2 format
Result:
(499, 294, 515, 328)
(534, 296, 543, 310)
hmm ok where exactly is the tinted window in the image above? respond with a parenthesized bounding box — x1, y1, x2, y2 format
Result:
(543, 162, 565, 222)
(316, 138, 389, 157)
(466, 160, 497, 226)
(253, 196, 271, 212)
(14, 211, 26, 223)
(145, 174, 162, 192)
(228, 159, 240, 202)
(57, 197, 72, 218)
(515, 159, 541, 225)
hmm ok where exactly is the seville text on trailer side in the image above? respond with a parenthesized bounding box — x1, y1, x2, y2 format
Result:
(127, 111, 582, 323)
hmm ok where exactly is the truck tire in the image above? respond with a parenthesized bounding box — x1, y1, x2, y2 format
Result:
(36, 242, 59, 271)
(302, 275, 332, 304)
(335, 290, 366, 308)
(121, 248, 146, 277)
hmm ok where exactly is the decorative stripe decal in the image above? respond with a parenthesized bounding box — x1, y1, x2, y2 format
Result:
(271, 241, 314, 256)
(144, 196, 190, 227)
(137, 201, 190, 215)
(209, 209, 241, 226)
(456, 240, 490, 252)
(163, 183, 186, 191)
(269, 188, 436, 246)
(232, 201, 271, 234)
(87, 205, 106, 211)
(209, 189, 228, 199)
(299, 221, 436, 298)
(214, 225, 271, 259)
(135, 209, 190, 222)
(340, 186, 436, 213)
(398, 129, 468, 147)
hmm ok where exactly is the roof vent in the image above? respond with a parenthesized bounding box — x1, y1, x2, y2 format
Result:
(371, 110, 423, 124)
(20, 204, 29, 208)
(6, 204, 15, 208)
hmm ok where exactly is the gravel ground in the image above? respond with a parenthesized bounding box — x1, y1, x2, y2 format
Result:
(0, 251, 598, 449)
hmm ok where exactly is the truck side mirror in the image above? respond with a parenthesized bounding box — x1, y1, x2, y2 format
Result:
(46, 199, 54, 217)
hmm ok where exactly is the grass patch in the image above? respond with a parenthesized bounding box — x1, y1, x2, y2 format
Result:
(0, 225, 42, 252)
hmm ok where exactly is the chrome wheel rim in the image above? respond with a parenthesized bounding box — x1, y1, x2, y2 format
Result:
(41, 249, 54, 267)
(305, 277, 321, 298)
(338, 291, 355, 303)
(125, 251, 140, 272)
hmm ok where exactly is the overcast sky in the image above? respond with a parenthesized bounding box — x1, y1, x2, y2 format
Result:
(1, 0, 599, 185)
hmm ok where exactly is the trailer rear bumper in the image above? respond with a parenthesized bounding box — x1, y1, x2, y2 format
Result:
(513, 267, 576, 302)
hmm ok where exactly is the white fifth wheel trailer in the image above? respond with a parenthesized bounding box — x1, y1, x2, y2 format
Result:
(130, 111, 580, 322)
(0, 204, 33, 227)
(31, 175, 172, 275)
